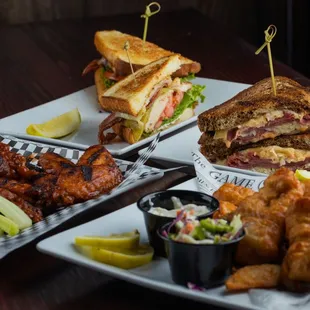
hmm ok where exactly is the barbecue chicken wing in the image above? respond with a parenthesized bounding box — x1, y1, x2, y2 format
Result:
(0, 142, 39, 179)
(0, 188, 43, 222)
(77, 145, 116, 167)
(52, 164, 123, 205)
(38, 152, 74, 175)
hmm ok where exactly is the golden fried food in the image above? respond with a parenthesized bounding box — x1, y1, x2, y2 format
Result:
(280, 197, 310, 291)
(213, 183, 255, 206)
(282, 241, 310, 282)
(213, 201, 237, 219)
(233, 168, 304, 266)
(38, 152, 74, 174)
(226, 264, 281, 291)
(235, 217, 283, 265)
(77, 145, 116, 167)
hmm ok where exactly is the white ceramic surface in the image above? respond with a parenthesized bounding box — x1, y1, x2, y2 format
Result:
(37, 178, 262, 310)
(0, 77, 251, 156)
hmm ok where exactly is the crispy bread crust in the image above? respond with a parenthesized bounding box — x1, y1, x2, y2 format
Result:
(197, 76, 310, 132)
(94, 30, 201, 77)
(200, 132, 310, 162)
(100, 55, 181, 116)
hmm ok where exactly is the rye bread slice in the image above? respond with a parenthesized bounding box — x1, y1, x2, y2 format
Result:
(197, 76, 310, 132)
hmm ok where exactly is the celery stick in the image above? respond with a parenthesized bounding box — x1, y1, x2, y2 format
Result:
(0, 196, 32, 229)
(0, 215, 19, 236)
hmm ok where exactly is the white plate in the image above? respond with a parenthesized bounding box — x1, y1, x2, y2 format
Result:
(0, 78, 250, 156)
(37, 177, 261, 310)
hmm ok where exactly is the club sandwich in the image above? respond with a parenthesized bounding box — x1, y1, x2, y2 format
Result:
(98, 54, 205, 144)
(82, 30, 201, 111)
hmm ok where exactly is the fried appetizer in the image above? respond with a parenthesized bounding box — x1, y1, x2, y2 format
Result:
(213, 201, 237, 219)
(213, 183, 255, 206)
(281, 198, 310, 292)
(226, 264, 281, 291)
(0, 188, 43, 223)
(233, 168, 304, 265)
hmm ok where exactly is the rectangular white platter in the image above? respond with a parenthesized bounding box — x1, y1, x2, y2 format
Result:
(0, 77, 251, 156)
(37, 177, 261, 310)
(0, 133, 164, 259)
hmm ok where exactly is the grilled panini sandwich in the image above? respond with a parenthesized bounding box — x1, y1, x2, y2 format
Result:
(197, 76, 310, 173)
(82, 30, 201, 111)
(98, 54, 205, 144)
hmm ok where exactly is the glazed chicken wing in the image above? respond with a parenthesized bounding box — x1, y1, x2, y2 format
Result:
(77, 145, 116, 167)
(38, 152, 74, 175)
(52, 165, 123, 206)
(226, 264, 281, 291)
(213, 183, 255, 206)
(0, 142, 39, 179)
(0, 178, 35, 203)
(0, 188, 43, 222)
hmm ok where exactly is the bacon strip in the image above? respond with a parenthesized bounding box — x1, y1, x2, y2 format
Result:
(98, 114, 122, 144)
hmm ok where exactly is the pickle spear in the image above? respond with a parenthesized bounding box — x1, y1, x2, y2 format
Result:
(0, 215, 19, 236)
(0, 196, 32, 229)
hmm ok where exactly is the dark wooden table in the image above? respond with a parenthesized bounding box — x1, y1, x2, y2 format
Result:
(0, 8, 309, 310)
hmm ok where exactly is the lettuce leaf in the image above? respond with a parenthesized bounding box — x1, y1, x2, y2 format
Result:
(180, 73, 196, 82)
(100, 67, 116, 89)
(160, 83, 206, 127)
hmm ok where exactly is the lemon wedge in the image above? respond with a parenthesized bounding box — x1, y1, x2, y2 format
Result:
(26, 108, 81, 138)
(295, 169, 310, 182)
(74, 230, 140, 250)
(89, 243, 154, 269)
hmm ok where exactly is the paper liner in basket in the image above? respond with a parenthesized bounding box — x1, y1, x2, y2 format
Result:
(191, 149, 267, 195)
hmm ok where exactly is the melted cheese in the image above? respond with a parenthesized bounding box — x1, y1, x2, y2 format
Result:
(213, 110, 304, 148)
(241, 146, 310, 164)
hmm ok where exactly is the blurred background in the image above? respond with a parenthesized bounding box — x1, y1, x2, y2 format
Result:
(0, 0, 309, 77)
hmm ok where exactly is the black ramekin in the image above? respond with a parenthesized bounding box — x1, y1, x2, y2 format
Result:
(157, 222, 245, 288)
(137, 189, 219, 257)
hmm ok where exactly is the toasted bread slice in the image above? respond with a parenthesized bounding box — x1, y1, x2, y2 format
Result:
(197, 76, 310, 132)
(200, 132, 310, 162)
(112, 107, 194, 144)
(94, 30, 201, 77)
(101, 55, 181, 116)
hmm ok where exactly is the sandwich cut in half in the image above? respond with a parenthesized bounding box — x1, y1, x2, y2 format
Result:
(197, 76, 310, 174)
(82, 30, 201, 111)
(98, 54, 205, 144)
